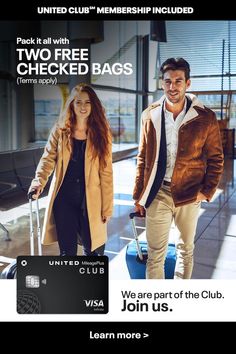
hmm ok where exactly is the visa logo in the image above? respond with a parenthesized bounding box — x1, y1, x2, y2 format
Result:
(84, 299, 104, 307)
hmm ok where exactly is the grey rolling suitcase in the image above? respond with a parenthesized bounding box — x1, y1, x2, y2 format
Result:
(0, 191, 42, 279)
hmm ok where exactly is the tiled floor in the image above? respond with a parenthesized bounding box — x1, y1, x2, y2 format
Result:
(1, 157, 236, 279)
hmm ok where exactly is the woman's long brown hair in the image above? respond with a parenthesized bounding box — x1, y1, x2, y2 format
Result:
(58, 84, 112, 168)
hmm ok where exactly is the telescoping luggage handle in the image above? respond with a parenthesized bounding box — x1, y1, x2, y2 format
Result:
(129, 212, 146, 261)
(27, 190, 42, 256)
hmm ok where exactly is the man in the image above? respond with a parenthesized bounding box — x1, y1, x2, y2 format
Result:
(133, 57, 224, 279)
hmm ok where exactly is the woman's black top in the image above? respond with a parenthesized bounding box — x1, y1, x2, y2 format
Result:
(62, 138, 86, 185)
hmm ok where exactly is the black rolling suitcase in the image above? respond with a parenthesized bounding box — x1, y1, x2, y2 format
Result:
(126, 212, 176, 279)
(1, 191, 42, 279)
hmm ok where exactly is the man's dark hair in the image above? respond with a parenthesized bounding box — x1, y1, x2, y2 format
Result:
(160, 57, 190, 80)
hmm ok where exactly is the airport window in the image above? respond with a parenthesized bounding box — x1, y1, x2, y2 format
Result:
(0, 79, 13, 152)
(34, 85, 62, 141)
(0, 41, 17, 152)
(96, 90, 136, 144)
(90, 21, 143, 145)
(197, 94, 228, 120)
(149, 40, 158, 92)
(91, 21, 137, 90)
(230, 95, 236, 130)
(159, 21, 236, 91)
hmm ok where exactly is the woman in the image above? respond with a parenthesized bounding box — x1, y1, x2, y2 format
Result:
(29, 83, 113, 256)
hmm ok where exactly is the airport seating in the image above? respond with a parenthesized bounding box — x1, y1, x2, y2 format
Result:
(12, 150, 36, 191)
(0, 147, 46, 203)
(220, 128, 235, 158)
(0, 151, 20, 199)
(217, 119, 235, 158)
(0, 148, 45, 239)
(0, 151, 20, 240)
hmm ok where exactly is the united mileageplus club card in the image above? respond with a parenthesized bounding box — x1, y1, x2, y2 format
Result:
(16, 256, 108, 314)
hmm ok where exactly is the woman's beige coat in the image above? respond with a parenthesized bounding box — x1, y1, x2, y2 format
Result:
(31, 125, 113, 251)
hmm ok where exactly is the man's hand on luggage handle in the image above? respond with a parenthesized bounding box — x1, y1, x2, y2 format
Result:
(134, 202, 145, 216)
(196, 191, 207, 202)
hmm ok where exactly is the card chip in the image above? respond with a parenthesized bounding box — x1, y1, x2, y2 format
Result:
(25, 275, 40, 288)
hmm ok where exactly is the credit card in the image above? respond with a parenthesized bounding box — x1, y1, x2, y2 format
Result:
(17, 256, 108, 314)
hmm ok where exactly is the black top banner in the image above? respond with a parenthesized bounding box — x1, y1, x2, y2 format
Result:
(1, 0, 235, 21)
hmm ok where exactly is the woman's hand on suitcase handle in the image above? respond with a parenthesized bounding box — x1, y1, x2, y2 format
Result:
(134, 202, 145, 216)
(28, 184, 42, 200)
